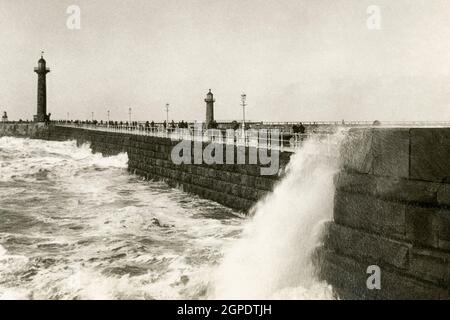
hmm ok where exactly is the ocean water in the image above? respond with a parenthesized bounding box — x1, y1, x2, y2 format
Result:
(0, 135, 341, 300)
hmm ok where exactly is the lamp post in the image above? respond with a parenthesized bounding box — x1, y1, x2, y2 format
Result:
(128, 107, 132, 124)
(165, 103, 169, 128)
(67, 112, 69, 124)
(241, 93, 247, 131)
(91, 112, 94, 122)
(107, 110, 110, 127)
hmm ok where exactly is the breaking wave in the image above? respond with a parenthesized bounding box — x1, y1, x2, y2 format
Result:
(208, 133, 346, 299)
(0, 134, 343, 300)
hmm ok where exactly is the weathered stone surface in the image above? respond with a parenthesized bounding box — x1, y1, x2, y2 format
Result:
(314, 248, 370, 299)
(410, 128, 450, 182)
(381, 179, 439, 205)
(316, 248, 450, 300)
(0, 122, 50, 138)
(334, 191, 406, 237)
(367, 262, 449, 299)
(372, 129, 410, 178)
(326, 128, 450, 299)
(437, 209, 450, 250)
(405, 206, 441, 248)
(408, 248, 450, 287)
(437, 183, 450, 206)
(325, 223, 411, 269)
(122, 130, 283, 211)
(335, 172, 439, 205)
(340, 128, 374, 174)
(255, 177, 275, 191)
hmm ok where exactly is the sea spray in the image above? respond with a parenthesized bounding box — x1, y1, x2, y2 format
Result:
(208, 131, 347, 299)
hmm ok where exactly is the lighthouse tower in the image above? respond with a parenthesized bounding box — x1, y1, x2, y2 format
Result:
(34, 53, 50, 122)
(205, 89, 215, 128)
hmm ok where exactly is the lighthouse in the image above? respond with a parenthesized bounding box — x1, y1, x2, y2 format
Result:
(205, 89, 215, 128)
(34, 52, 50, 122)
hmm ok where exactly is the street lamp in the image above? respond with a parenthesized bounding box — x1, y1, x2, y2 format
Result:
(107, 110, 110, 126)
(241, 93, 247, 130)
(128, 107, 132, 123)
(91, 112, 94, 122)
(165, 103, 169, 126)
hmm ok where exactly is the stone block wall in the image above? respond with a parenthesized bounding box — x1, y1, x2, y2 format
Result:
(317, 128, 450, 299)
(0, 122, 49, 138)
(126, 135, 290, 212)
(0, 124, 289, 212)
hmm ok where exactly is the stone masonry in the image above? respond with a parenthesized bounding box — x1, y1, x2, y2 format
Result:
(316, 128, 450, 299)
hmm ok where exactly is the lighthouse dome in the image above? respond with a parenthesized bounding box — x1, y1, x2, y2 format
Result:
(38, 52, 46, 67)
(37, 56, 47, 71)
(205, 89, 214, 102)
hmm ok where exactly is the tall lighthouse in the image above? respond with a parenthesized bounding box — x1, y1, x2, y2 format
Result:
(34, 52, 50, 122)
(205, 89, 215, 128)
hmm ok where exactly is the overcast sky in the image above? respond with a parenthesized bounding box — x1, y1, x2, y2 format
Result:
(1, 0, 450, 122)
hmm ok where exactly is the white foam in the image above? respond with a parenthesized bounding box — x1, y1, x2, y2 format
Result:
(0, 137, 128, 183)
(208, 132, 346, 299)
(0, 134, 344, 300)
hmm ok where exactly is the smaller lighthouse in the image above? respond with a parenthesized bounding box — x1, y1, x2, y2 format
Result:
(34, 52, 50, 122)
(205, 89, 215, 128)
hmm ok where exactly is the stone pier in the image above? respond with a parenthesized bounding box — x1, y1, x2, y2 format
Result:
(0, 123, 290, 212)
(317, 128, 450, 299)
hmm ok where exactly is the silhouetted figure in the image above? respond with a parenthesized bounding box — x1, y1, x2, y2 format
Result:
(298, 122, 305, 134)
(208, 120, 218, 129)
(293, 123, 306, 134)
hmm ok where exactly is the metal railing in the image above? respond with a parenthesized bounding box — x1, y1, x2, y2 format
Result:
(55, 122, 332, 152)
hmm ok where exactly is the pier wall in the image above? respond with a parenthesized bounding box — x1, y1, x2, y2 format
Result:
(0, 123, 288, 212)
(0, 122, 49, 138)
(317, 128, 450, 299)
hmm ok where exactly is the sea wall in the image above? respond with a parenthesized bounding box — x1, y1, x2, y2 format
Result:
(0, 122, 49, 138)
(0, 123, 289, 212)
(317, 128, 450, 299)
